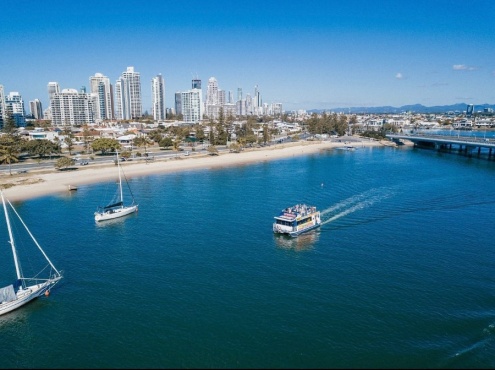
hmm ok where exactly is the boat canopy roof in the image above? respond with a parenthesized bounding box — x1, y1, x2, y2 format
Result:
(275, 213, 297, 221)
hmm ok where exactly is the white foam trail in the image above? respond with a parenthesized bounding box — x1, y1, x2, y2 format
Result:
(322, 198, 375, 225)
(320, 191, 393, 226)
(320, 188, 389, 216)
(453, 338, 487, 358)
(320, 191, 373, 216)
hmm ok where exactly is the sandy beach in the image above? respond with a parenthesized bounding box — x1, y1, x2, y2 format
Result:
(0, 138, 386, 202)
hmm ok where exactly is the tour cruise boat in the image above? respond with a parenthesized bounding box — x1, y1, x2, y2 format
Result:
(273, 204, 321, 237)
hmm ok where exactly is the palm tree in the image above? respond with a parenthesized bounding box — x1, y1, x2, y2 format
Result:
(0, 145, 20, 175)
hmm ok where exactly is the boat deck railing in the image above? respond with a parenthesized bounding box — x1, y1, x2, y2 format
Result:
(279, 204, 316, 219)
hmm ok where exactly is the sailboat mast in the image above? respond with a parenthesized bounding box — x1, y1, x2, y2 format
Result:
(7, 198, 61, 276)
(117, 150, 124, 206)
(1, 191, 22, 280)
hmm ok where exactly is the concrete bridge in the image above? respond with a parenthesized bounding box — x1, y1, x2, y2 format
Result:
(386, 133, 495, 159)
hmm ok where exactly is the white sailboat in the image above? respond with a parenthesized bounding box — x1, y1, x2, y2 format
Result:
(0, 191, 63, 316)
(94, 150, 138, 222)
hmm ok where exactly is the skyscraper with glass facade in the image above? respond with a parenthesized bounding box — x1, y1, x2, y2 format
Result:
(115, 66, 142, 120)
(90, 73, 114, 121)
(151, 74, 165, 121)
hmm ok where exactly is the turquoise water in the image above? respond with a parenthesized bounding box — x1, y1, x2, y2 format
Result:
(1, 145, 495, 368)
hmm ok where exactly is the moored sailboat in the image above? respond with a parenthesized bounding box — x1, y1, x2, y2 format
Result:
(0, 191, 63, 316)
(94, 150, 138, 222)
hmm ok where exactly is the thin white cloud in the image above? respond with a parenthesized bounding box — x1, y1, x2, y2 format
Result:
(453, 64, 477, 71)
(395, 72, 403, 79)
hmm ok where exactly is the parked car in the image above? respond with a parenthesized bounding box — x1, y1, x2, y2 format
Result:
(80, 161, 89, 166)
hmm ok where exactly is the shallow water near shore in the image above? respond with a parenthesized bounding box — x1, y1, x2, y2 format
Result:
(1, 145, 495, 368)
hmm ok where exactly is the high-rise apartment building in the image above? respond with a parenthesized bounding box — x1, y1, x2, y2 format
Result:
(151, 74, 165, 121)
(218, 90, 226, 106)
(181, 88, 203, 123)
(46, 82, 60, 122)
(29, 99, 43, 120)
(43, 107, 52, 121)
(192, 78, 201, 89)
(115, 66, 142, 120)
(5, 92, 26, 126)
(254, 85, 262, 115)
(245, 94, 253, 115)
(47, 82, 60, 102)
(466, 104, 474, 117)
(50, 88, 94, 126)
(175, 92, 182, 116)
(236, 99, 246, 116)
(90, 73, 114, 121)
(206, 77, 218, 105)
(206, 77, 220, 119)
(271, 103, 283, 116)
(0, 85, 5, 128)
(223, 103, 236, 118)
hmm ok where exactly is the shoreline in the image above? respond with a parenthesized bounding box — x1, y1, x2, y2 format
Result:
(1, 139, 385, 202)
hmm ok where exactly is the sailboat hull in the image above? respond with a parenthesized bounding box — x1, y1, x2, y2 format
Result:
(0, 277, 62, 316)
(94, 205, 138, 222)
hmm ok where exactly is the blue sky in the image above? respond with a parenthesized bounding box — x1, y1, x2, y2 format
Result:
(1, 0, 494, 113)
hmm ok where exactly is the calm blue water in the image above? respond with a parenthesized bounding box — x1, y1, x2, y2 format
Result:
(1, 145, 495, 368)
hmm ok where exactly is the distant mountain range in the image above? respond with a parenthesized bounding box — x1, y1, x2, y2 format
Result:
(308, 103, 495, 114)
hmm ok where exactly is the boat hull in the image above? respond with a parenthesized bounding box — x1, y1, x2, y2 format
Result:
(288, 222, 321, 237)
(0, 278, 62, 316)
(274, 222, 321, 237)
(94, 205, 138, 222)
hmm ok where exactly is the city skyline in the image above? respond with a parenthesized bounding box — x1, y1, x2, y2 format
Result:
(1, 0, 494, 113)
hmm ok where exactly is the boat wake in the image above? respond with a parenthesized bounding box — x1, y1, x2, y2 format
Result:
(320, 188, 393, 226)
(443, 323, 495, 367)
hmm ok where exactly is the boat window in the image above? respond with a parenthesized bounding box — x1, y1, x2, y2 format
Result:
(276, 219, 293, 227)
(297, 217, 311, 225)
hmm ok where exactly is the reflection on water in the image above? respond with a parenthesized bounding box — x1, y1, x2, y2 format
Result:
(0, 306, 30, 328)
(274, 230, 320, 251)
